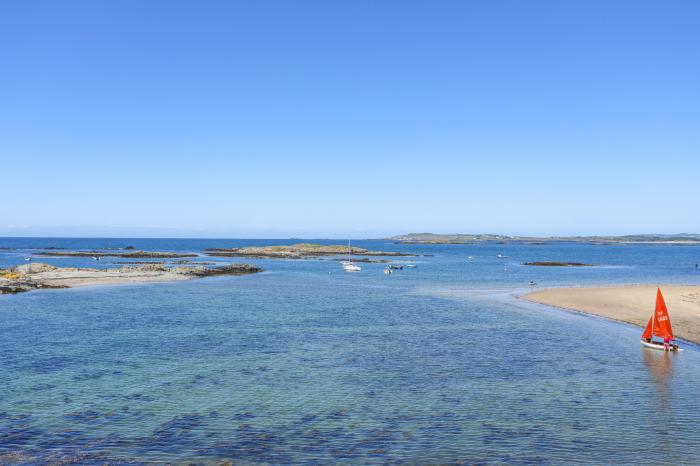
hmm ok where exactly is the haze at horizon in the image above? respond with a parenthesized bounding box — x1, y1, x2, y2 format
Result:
(2, 0, 699, 238)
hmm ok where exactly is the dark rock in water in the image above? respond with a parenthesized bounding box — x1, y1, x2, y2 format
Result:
(124, 246, 136, 250)
(331, 257, 390, 263)
(35, 250, 197, 258)
(0, 281, 68, 294)
(522, 261, 593, 267)
(179, 264, 263, 277)
(0, 284, 31, 294)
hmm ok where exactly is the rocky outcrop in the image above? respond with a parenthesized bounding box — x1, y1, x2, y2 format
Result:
(13, 263, 58, 274)
(0, 264, 69, 294)
(35, 250, 198, 258)
(206, 243, 413, 259)
(0, 282, 68, 294)
(172, 264, 263, 276)
(0, 262, 262, 295)
(330, 257, 391, 263)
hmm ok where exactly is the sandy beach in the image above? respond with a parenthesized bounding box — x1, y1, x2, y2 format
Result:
(524, 285, 700, 344)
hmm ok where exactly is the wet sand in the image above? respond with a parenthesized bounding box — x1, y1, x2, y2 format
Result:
(523, 285, 700, 344)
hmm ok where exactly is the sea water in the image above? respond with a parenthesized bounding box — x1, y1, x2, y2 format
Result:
(1, 238, 700, 464)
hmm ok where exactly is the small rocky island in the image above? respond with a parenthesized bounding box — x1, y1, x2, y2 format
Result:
(0, 262, 262, 295)
(206, 243, 413, 259)
(35, 250, 198, 258)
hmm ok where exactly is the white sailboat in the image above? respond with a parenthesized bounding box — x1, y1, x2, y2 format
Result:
(341, 240, 361, 272)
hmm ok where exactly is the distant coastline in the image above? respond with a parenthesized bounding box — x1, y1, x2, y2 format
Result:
(388, 232, 700, 245)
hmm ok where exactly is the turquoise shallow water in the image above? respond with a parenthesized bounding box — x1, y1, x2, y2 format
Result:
(1, 238, 700, 464)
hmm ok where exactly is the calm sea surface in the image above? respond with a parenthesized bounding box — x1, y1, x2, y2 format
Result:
(1, 238, 700, 464)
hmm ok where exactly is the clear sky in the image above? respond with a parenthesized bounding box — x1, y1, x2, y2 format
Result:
(2, 1, 699, 238)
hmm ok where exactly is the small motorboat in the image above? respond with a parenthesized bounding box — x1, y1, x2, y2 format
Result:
(406, 264, 417, 268)
(496, 254, 508, 259)
(389, 265, 403, 270)
(528, 281, 537, 286)
(384, 267, 392, 275)
(24, 257, 32, 261)
(467, 256, 474, 260)
(640, 288, 682, 351)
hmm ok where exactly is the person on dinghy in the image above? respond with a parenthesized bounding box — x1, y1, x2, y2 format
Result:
(662, 336, 679, 351)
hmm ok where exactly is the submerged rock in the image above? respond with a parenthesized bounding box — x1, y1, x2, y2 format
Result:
(522, 261, 593, 267)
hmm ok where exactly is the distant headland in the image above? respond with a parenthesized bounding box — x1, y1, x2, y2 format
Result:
(388, 233, 700, 245)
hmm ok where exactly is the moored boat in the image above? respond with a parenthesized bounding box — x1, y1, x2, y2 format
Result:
(341, 240, 361, 272)
(343, 262, 361, 272)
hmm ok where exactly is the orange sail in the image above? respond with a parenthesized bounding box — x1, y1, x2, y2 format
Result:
(642, 288, 674, 340)
(641, 317, 653, 340)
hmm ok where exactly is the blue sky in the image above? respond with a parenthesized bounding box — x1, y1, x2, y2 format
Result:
(1, 0, 699, 238)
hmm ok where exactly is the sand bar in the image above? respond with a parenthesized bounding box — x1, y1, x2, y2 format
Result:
(523, 285, 700, 344)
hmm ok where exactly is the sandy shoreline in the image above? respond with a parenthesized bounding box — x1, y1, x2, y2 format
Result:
(523, 285, 700, 345)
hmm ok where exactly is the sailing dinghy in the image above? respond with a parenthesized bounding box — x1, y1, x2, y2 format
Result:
(640, 288, 682, 351)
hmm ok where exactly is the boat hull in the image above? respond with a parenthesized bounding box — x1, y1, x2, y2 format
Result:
(640, 339, 682, 352)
